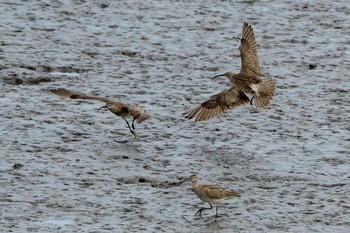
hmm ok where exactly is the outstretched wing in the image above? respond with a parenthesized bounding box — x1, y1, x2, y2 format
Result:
(239, 22, 261, 81)
(50, 88, 113, 103)
(184, 87, 250, 122)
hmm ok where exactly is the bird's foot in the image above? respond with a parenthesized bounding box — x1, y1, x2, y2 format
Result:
(195, 209, 204, 217)
(130, 130, 138, 139)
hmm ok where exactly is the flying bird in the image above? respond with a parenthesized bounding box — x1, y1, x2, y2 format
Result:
(184, 22, 276, 122)
(50, 88, 150, 138)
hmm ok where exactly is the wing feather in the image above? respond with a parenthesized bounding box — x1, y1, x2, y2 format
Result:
(50, 88, 113, 103)
(239, 22, 261, 80)
(202, 185, 226, 199)
(184, 87, 250, 122)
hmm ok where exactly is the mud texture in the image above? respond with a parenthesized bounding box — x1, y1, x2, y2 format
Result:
(1, 0, 349, 232)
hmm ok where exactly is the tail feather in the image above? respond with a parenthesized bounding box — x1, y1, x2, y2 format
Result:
(226, 190, 241, 198)
(254, 78, 276, 108)
(254, 97, 271, 108)
(259, 78, 276, 98)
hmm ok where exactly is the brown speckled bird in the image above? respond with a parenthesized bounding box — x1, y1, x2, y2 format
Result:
(184, 87, 250, 122)
(189, 175, 240, 218)
(184, 22, 276, 122)
(50, 88, 150, 138)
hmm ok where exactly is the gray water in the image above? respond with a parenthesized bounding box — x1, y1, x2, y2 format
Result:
(1, 0, 349, 232)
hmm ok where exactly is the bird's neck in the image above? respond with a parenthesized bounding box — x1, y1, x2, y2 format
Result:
(227, 73, 239, 84)
(231, 73, 240, 80)
(191, 181, 199, 191)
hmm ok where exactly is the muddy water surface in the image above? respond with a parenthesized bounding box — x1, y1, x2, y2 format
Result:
(1, 0, 349, 232)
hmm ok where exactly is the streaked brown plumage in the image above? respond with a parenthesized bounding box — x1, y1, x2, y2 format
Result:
(212, 22, 276, 108)
(189, 175, 240, 218)
(50, 88, 150, 138)
(184, 87, 250, 122)
(184, 22, 276, 122)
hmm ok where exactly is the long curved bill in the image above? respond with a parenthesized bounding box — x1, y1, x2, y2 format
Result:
(98, 105, 107, 112)
(212, 74, 225, 80)
(178, 177, 191, 186)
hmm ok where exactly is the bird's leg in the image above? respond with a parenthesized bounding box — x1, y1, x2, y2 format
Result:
(124, 119, 138, 139)
(195, 203, 213, 217)
(250, 96, 255, 105)
(131, 119, 136, 130)
(195, 208, 204, 217)
(215, 205, 219, 218)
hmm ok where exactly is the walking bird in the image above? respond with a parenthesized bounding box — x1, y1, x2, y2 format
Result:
(50, 88, 150, 138)
(184, 22, 276, 122)
(189, 175, 240, 218)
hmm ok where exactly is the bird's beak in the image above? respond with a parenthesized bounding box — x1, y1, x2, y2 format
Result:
(178, 177, 191, 186)
(98, 105, 107, 112)
(212, 74, 225, 80)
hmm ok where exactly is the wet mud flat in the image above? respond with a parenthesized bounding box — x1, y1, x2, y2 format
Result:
(1, 0, 349, 232)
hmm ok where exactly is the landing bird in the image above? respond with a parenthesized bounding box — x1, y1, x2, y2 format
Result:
(50, 88, 150, 138)
(184, 22, 276, 122)
(189, 175, 240, 218)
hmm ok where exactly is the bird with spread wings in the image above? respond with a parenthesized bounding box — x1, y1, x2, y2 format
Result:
(184, 22, 276, 122)
(51, 88, 150, 138)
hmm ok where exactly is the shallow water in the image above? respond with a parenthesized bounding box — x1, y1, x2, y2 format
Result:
(1, 0, 349, 232)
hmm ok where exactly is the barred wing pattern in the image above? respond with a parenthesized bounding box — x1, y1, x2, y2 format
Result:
(184, 87, 250, 122)
(239, 22, 261, 81)
(202, 185, 240, 200)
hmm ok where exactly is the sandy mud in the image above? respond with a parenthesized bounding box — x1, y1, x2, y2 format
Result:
(1, 0, 349, 232)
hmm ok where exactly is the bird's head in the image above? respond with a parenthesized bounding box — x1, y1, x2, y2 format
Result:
(98, 103, 116, 112)
(189, 174, 198, 183)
